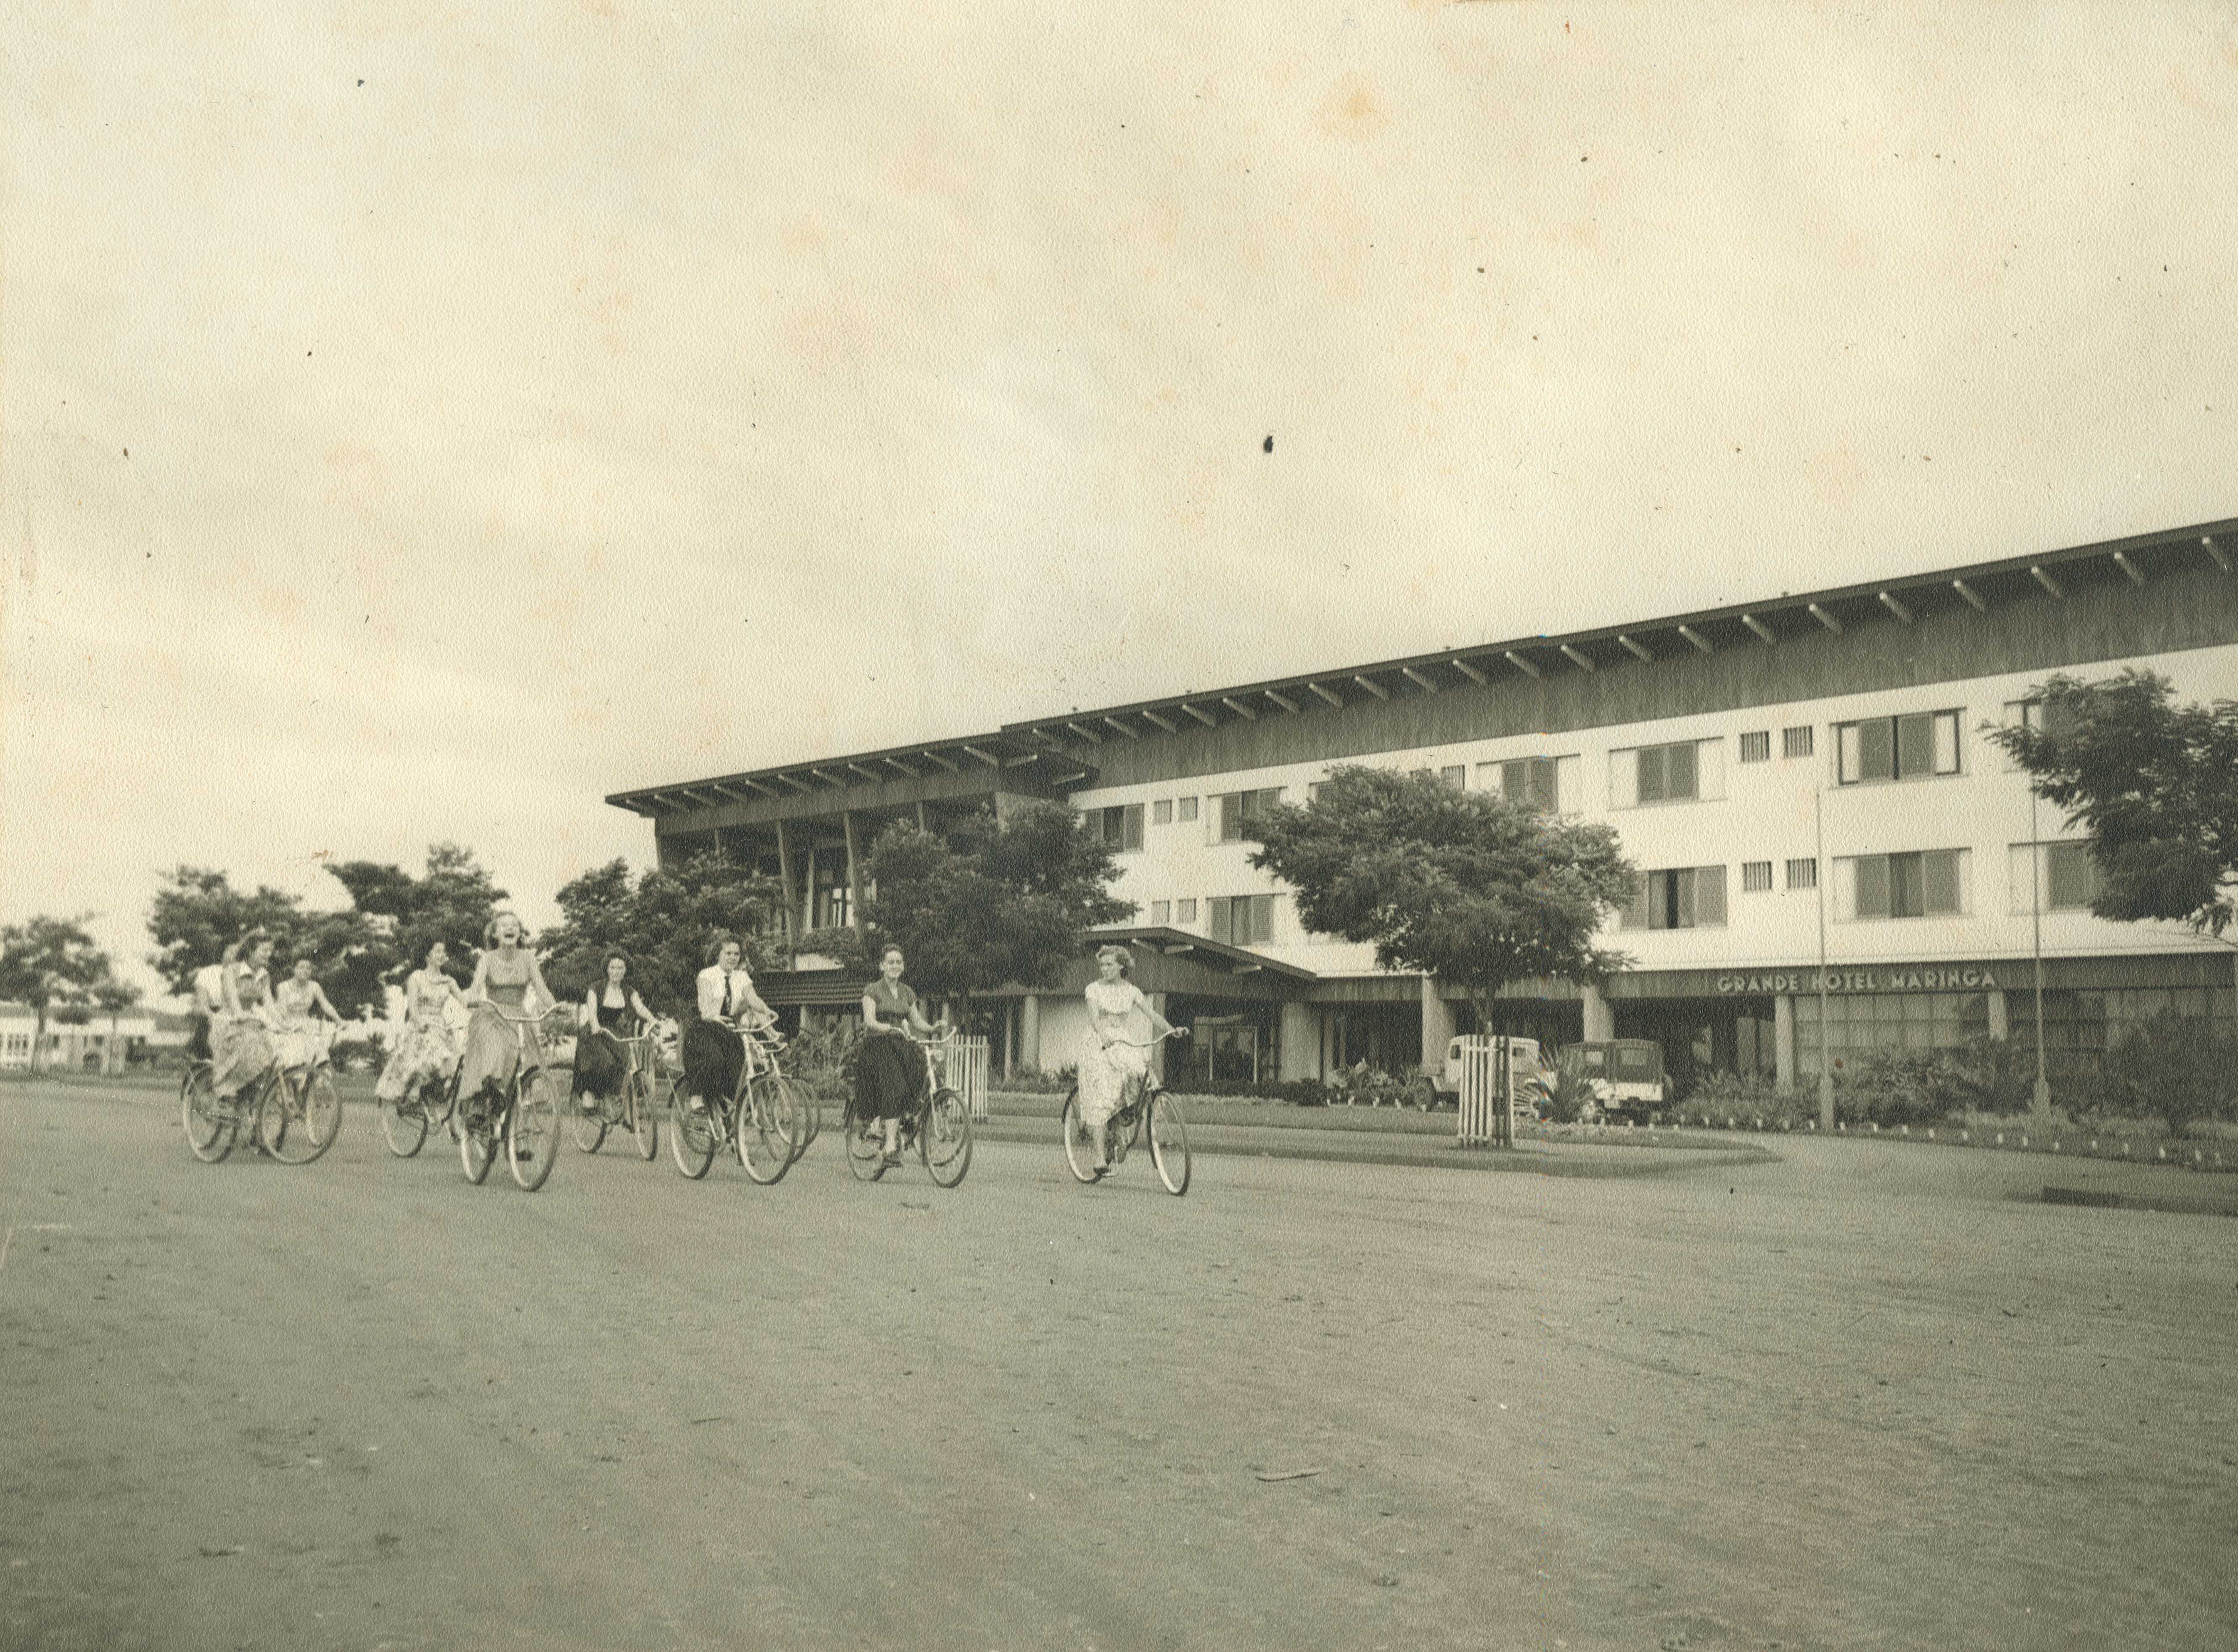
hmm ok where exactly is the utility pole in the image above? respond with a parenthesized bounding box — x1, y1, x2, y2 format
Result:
(2030, 788, 2052, 1118)
(1815, 785, 1834, 1131)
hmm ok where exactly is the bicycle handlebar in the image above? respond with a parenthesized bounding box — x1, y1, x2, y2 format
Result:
(1101, 1027, 1183, 1050)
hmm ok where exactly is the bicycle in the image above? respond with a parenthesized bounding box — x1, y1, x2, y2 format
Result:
(669, 1017, 809, 1184)
(845, 1029, 972, 1188)
(377, 1055, 461, 1159)
(569, 1022, 669, 1162)
(1061, 1030, 1188, 1195)
(455, 1003, 568, 1191)
(184, 1024, 345, 1166)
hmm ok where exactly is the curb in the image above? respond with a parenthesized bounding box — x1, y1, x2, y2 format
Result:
(1662, 1112, 2238, 1174)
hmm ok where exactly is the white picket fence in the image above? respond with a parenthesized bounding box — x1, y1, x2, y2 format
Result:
(1455, 1035, 1517, 1149)
(949, 1034, 991, 1121)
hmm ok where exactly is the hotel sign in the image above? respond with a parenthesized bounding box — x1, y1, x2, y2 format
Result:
(1713, 966, 2000, 995)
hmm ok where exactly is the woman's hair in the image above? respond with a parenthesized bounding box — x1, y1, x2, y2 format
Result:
(601, 948, 631, 975)
(1096, 943, 1133, 974)
(421, 939, 449, 966)
(704, 930, 741, 966)
(483, 910, 524, 949)
(879, 944, 905, 964)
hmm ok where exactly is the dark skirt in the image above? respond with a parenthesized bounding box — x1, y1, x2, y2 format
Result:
(573, 1027, 627, 1100)
(853, 1029, 925, 1122)
(681, 1017, 744, 1105)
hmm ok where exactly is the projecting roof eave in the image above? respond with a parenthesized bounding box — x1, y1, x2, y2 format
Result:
(603, 728, 1090, 818)
(995, 513, 2238, 740)
(1086, 924, 1319, 982)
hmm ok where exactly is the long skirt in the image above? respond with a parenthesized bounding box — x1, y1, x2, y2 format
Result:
(680, 1018, 743, 1106)
(572, 1027, 630, 1101)
(376, 1019, 461, 1102)
(853, 1030, 925, 1123)
(457, 1005, 541, 1109)
(1077, 1039, 1149, 1130)
(210, 1016, 274, 1099)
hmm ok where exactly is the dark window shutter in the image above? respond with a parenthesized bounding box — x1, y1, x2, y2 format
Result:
(1923, 850, 1960, 915)
(1855, 855, 1890, 919)
(1123, 804, 1144, 851)
(1860, 719, 1896, 782)
(1206, 897, 1233, 944)
(1667, 741, 1698, 800)
(1696, 865, 1727, 926)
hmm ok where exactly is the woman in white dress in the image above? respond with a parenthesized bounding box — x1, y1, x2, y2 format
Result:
(271, 955, 344, 1070)
(1077, 945, 1174, 1174)
(375, 940, 468, 1104)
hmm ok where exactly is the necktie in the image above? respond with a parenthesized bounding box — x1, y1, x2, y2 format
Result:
(720, 973, 733, 1018)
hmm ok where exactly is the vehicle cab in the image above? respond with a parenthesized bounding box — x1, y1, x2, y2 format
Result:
(1556, 1039, 1667, 1119)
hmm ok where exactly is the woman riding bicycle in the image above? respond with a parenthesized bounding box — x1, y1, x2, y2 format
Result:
(1079, 944, 1174, 1174)
(855, 943, 940, 1169)
(682, 932, 775, 1115)
(211, 931, 278, 1103)
(458, 911, 557, 1115)
(271, 953, 345, 1070)
(574, 949, 659, 1114)
(374, 940, 468, 1106)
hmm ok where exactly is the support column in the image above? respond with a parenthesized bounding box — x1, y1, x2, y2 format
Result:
(1774, 995, 1796, 1093)
(1420, 975, 1457, 1070)
(1021, 993, 1042, 1071)
(1987, 990, 2010, 1041)
(1579, 981, 1616, 1042)
(915, 801, 929, 832)
(1278, 1002, 1319, 1083)
(841, 813, 864, 932)
(800, 842, 817, 937)
(775, 820, 797, 943)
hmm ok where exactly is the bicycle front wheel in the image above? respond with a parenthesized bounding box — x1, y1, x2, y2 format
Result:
(738, 1079, 796, 1186)
(845, 1109, 887, 1182)
(1148, 1093, 1190, 1196)
(507, 1069, 560, 1191)
(921, 1088, 972, 1189)
(1059, 1091, 1098, 1184)
(379, 1085, 429, 1158)
(458, 1088, 496, 1184)
(271, 1068, 341, 1165)
(569, 1088, 608, 1154)
(182, 1067, 234, 1163)
(630, 1071, 662, 1161)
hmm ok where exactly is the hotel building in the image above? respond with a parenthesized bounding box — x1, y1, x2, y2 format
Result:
(608, 518, 2238, 1100)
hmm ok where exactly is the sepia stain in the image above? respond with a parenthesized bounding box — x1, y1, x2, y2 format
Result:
(323, 442, 387, 524)
(1318, 72, 1391, 142)
(1807, 445, 1868, 511)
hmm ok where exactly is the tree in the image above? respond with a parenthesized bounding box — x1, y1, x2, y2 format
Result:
(810, 802, 1135, 1030)
(1986, 669, 2238, 937)
(145, 868, 304, 996)
(540, 851, 791, 1015)
(0, 916, 113, 1073)
(1247, 765, 1637, 1036)
(324, 842, 508, 984)
(92, 979, 143, 1076)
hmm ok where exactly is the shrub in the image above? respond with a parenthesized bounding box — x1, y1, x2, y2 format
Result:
(992, 1064, 1077, 1095)
(1165, 1076, 1332, 1105)
(1688, 1069, 1813, 1127)
(2090, 1011, 2238, 1135)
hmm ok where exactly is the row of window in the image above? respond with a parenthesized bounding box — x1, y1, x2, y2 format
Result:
(1621, 844, 2100, 929)
(1090, 700, 2060, 843)
(1143, 893, 1277, 946)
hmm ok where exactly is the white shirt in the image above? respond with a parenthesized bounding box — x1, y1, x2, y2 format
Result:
(696, 964, 754, 1021)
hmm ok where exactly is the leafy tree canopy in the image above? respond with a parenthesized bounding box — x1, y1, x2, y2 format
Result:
(1247, 765, 1637, 1023)
(806, 802, 1135, 1024)
(1986, 669, 2238, 937)
(540, 851, 790, 1014)
(1, 914, 116, 1070)
(145, 868, 306, 996)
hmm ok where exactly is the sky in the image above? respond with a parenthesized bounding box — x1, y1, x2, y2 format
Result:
(5, 3, 2238, 998)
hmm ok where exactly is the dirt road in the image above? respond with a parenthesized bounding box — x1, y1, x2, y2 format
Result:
(3, 1080, 2232, 1651)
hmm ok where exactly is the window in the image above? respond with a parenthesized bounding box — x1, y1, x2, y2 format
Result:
(1206, 894, 1274, 945)
(1175, 897, 1198, 924)
(1621, 866, 1728, 930)
(2009, 842, 2103, 914)
(1150, 900, 1171, 925)
(1611, 740, 1721, 807)
(1213, 788, 1283, 843)
(1741, 860, 1773, 893)
(1782, 726, 1815, 759)
(1176, 796, 1199, 823)
(1836, 710, 1961, 784)
(1738, 731, 1771, 764)
(1095, 803, 1144, 852)
(1845, 850, 1967, 919)
(1786, 857, 1819, 891)
(1483, 756, 1562, 811)
(1152, 799, 1173, 826)
(1796, 991, 1992, 1077)
(1440, 765, 1466, 790)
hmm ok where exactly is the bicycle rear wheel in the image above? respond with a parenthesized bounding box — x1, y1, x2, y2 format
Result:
(669, 1088, 716, 1179)
(569, 1088, 609, 1154)
(787, 1079, 820, 1160)
(845, 1109, 887, 1181)
(1059, 1091, 1099, 1184)
(738, 1079, 796, 1185)
(458, 1087, 496, 1183)
(630, 1071, 662, 1161)
(270, 1068, 341, 1165)
(1148, 1093, 1190, 1196)
(181, 1066, 234, 1163)
(921, 1088, 972, 1188)
(507, 1069, 560, 1191)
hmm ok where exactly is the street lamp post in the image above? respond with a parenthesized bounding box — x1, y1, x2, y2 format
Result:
(2030, 789, 2052, 1117)
(1815, 785, 1835, 1131)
